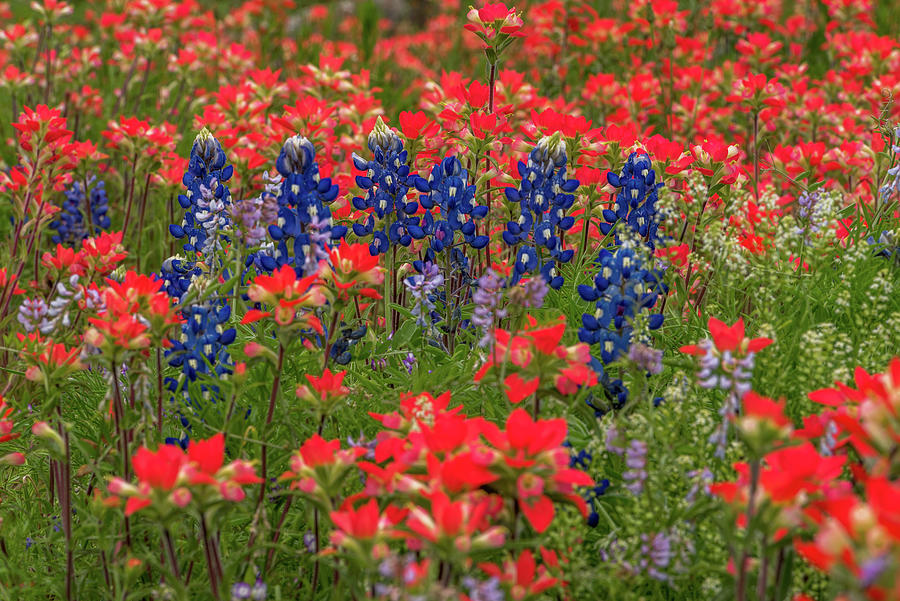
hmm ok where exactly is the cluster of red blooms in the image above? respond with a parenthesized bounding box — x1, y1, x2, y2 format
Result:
(84, 270, 182, 356)
(475, 315, 597, 404)
(280, 390, 590, 587)
(41, 231, 129, 280)
(107, 433, 261, 517)
(712, 358, 900, 599)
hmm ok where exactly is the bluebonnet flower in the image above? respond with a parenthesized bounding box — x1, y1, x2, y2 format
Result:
(231, 582, 252, 601)
(49, 177, 111, 245)
(471, 269, 507, 347)
(859, 554, 890, 588)
(819, 418, 839, 456)
(413, 155, 488, 261)
(303, 530, 317, 553)
(796, 190, 821, 235)
(347, 433, 377, 460)
(564, 442, 610, 527)
(162, 131, 239, 440)
(19, 275, 83, 335)
(159, 256, 203, 302)
(352, 118, 423, 256)
(867, 230, 899, 263)
(502, 133, 579, 289)
(169, 129, 234, 254)
(577, 247, 665, 365)
(166, 299, 236, 384)
(328, 325, 367, 366)
(685, 468, 714, 504)
(194, 178, 230, 256)
(263, 135, 344, 273)
(584, 365, 629, 417)
(600, 152, 664, 249)
(403, 261, 443, 327)
(250, 576, 267, 600)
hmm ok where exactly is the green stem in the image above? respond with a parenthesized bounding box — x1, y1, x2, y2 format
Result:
(256, 343, 285, 511)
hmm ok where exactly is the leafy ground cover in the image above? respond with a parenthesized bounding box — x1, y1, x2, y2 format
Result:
(0, 1, 899, 600)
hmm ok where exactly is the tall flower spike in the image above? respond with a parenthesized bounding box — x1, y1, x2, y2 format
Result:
(577, 247, 666, 365)
(169, 128, 234, 256)
(351, 117, 424, 256)
(413, 155, 489, 263)
(49, 177, 111, 246)
(601, 152, 664, 250)
(502, 133, 579, 289)
(262, 135, 344, 274)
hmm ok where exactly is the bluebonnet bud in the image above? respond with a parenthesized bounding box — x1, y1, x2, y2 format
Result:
(351, 118, 422, 256)
(502, 133, 579, 289)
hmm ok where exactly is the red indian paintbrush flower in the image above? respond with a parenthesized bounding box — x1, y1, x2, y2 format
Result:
(109, 435, 260, 516)
(296, 368, 350, 415)
(242, 264, 328, 329)
(680, 316, 773, 357)
(479, 549, 558, 600)
(324, 242, 383, 300)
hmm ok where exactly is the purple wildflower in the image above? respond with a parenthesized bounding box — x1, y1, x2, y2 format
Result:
(17, 297, 48, 333)
(231, 582, 252, 601)
(471, 269, 506, 347)
(695, 339, 756, 458)
(623, 439, 648, 495)
(230, 195, 267, 247)
(462, 576, 504, 601)
(628, 342, 663, 375)
(404, 262, 443, 327)
(402, 352, 417, 374)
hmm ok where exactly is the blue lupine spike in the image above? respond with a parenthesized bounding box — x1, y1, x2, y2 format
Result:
(49, 177, 112, 245)
(500, 134, 579, 288)
(600, 151, 665, 250)
(249, 134, 344, 273)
